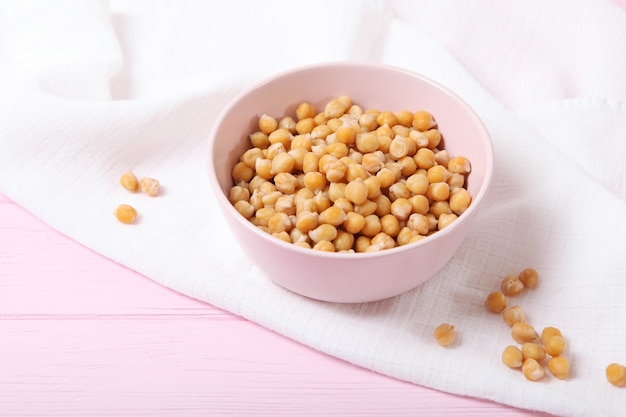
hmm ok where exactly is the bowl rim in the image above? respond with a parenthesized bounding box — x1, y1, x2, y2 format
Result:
(207, 61, 494, 260)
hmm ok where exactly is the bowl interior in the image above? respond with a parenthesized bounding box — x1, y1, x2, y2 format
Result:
(211, 63, 490, 202)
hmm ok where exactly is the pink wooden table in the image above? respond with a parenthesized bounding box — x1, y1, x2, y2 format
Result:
(0, 192, 550, 416)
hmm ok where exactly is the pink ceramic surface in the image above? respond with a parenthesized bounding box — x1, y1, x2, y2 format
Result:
(207, 62, 494, 303)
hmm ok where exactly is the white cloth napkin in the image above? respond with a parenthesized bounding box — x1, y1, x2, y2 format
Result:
(1, 1, 625, 416)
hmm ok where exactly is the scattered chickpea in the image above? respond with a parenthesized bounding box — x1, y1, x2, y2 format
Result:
(500, 273, 524, 296)
(548, 356, 570, 380)
(519, 267, 539, 288)
(540, 327, 563, 347)
(501, 345, 524, 368)
(115, 204, 137, 224)
(485, 291, 508, 313)
(521, 342, 546, 362)
(544, 335, 567, 357)
(511, 322, 540, 344)
(140, 177, 160, 196)
(502, 305, 526, 327)
(606, 363, 626, 387)
(120, 171, 139, 192)
(433, 323, 456, 346)
(522, 358, 545, 381)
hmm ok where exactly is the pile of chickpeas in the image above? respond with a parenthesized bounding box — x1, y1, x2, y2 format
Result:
(435, 267, 626, 388)
(228, 95, 472, 253)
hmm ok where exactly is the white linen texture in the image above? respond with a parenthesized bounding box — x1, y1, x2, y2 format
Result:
(1, 1, 625, 416)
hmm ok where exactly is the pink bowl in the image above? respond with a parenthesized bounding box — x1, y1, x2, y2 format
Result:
(207, 62, 493, 303)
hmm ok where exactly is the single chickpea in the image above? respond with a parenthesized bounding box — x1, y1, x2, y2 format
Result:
(500, 273, 524, 296)
(544, 335, 567, 357)
(115, 204, 137, 224)
(394, 109, 414, 127)
(303, 171, 326, 193)
(345, 162, 370, 181)
(308, 223, 337, 243)
(548, 356, 570, 380)
(295, 118, 316, 135)
(295, 211, 318, 233)
(296, 102, 317, 121)
(268, 128, 293, 150)
(376, 167, 397, 188)
(501, 345, 523, 368)
(511, 322, 540, 344)
(519, 267, 539, 288)
(396, 227, 420, 246)
(409, 194, 429, 215)
(354, 199, 378, 217)
(502, 305, 526, 327)
(606, 363, 626, 387)
(361, 152, 385, 173)
(388, 182, 411, 201)
(232, 162, 254, 183)
(541, 327, 563, 346)
(325, 98, 347, 119)
(427, 165, 450, 184)
(318, 206, 347, 227)
(448, 156, 471, 174)
(369, 232, 396, 251)
(429, 201, 452, 218)
(345, 178, 369, 205)
(336, 126, 357, 145)
(333, 230, 355, 251)
(343, 211, 366, 234)
(406, 173, 429, 195)
(449, 188, 471, 215)
(485, 291, 507, 313)
(388, 136, 410, 160)
(241, 147, 265, 168)
(356, 132, 380, 153)
(327, 182, 347, 202)
(437, 213, 457, 230)
(412, 110, 436, 131)
(433, 323, 456, 346)
(373, 194, 392, 217)
(258, 114, 278, 134)
(270, 152, 296, 175)
(376, 110, 397, 128)
(354, 235, 372, 253)
(522, 358, 545, 381)
(398, 155, 418, 177)
(267, 212, 292, 234)
(521, 342, 546, 362)
(407, 213, 430, 235)
(390, 198, 412, 221)
(414, 148, 436, 170)
(278, 116, 297, 133)
(233, 200, 255, 219)
(249, 131, 270, 149)
(274, 172, 297, 194)
(427, 182, 450, 202)
(120, 171, 139, 192)
(360, 214, 382, 237)
(424, 129, 442, 149)
(380, 214, 401, 237)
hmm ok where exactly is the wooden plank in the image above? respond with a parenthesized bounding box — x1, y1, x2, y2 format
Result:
(0, 194, 547, 417)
